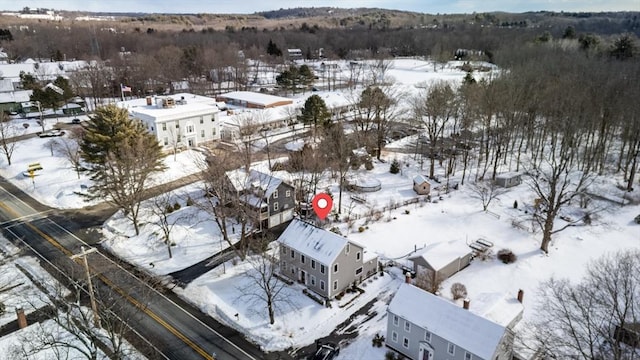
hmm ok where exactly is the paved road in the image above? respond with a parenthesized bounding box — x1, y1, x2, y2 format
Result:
(0, 181, 277, 360)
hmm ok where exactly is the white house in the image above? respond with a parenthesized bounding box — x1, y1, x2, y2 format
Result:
(118, 93, 221, 150)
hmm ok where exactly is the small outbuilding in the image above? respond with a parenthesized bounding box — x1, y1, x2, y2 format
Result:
(413, 174, 434, 195)
(495, 172, 522, 188)
(408, 240, 473, 282)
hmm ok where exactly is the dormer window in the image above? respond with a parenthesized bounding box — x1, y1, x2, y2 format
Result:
(273, 190, 278, 199)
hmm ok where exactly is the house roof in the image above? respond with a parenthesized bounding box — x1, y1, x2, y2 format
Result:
(470, 292, 524, 328)
(495, 172, 521, 180)
(389, 284, 506, 360)
(413, 174, 434, 185)
(409, 240, 472, 271)
(277, 218, 350, 265)
(117, 93, 220, 123)
(218, 91, 292, 107)
(225, 168, 283, 198)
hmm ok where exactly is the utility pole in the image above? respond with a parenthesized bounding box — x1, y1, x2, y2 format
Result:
(70, 246, 101, 328)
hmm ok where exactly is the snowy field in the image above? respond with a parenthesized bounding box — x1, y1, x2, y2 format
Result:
(0, 58, 637, 357)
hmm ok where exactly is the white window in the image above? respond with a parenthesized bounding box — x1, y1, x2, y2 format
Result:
(290, 250, 295, 259)
(310, 275, 316, 286)
(273, 190, 278, 199)
(285, 190, 291, 197)
(201, 130, 205, 138)
(200, 117, 204, 124)
(333, 280, 338, 290)
(393, 315, 399, 326)
(355, 267, 363, 275)
(273, 202, 279, 211)
(281, 261, 286, 270)
(333, 264, 338, 273)
(404, 321, 411, 332)
(448, 343, 455, 355)
(391, 331, 398, 342)
(311, 260, 316, 269)
(403, 337, 409, 348)
(320, 264, 325, 274)
(425, 330, 431, 342)
(345, 243, 350, 254)
(175, 123, 180, 128)
(465, 352, 472, 360)
(187, 125, 194, 133)
(163, 137, 168, 146)
(212, 128, 216, 135)
(356, 251, 361, 260)
(301, 255, 305, 264)
(282, 246, 287, 254)
(162, 123, 167, 131)
(320, 280, 325, 290)
(177, 135, 181, 142)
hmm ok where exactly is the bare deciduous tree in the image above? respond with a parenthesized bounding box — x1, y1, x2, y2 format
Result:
(469, 180, 507, 211)
(0, 113, 20, 166)
(148, 188, 191, 259)
(53, 127, 85, 178)
(527, 250, 640, 359)
(237, 241, 294, 325)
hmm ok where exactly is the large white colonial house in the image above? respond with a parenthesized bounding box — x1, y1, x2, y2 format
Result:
(118, 93, 222, 150)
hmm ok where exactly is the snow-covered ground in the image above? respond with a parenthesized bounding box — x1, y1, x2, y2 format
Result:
(0, 59, 637, 357)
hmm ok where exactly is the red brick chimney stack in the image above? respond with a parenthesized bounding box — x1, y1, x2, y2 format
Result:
(463, 298, 470, 310)
(517, 289, 524, 303)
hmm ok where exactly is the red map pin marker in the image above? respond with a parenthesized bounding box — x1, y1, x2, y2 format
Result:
(312, 193, 333, 220)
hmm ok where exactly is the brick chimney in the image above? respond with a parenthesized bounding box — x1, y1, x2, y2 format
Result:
(405, 272, 412, 284)
(463, 298, 470, 310)
(517, 289, 524, 303)
(16, 307, 27, 329)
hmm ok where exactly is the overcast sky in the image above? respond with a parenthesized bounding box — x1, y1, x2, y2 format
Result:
(3, 0, 638, 14)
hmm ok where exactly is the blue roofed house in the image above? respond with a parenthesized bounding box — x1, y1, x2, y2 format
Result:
(277, 218, 378, 299)
(386, 283, 524, 360)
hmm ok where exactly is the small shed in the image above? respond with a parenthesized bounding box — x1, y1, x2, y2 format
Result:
(408, 240, 473, 282)
(413, 174, 433, 195)
(495, 172, 522, 188)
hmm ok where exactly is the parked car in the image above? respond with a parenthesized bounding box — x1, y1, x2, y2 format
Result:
(71, 118, 81, 124)
(312, 343, 339, 360)
(37, 129, 65, 138)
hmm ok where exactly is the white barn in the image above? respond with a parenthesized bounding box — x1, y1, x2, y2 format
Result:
(118, 93, 222, 150)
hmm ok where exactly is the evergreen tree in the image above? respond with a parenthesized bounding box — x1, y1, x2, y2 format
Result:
(562, 26, 576, 39)
(19, 71, 38, 90)
(610, 34, 636, 60)
(298, 64, 315, 91)
(266, 39, 282, 57)
(390, 159, 400, 174)
(80, 105, 165, 235)
(299, 94, 330, 139)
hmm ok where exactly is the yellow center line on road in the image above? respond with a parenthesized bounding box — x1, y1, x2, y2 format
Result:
(0, 201, 215, 360)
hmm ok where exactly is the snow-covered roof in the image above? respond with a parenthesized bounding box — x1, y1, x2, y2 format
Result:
(117, 93, 220, 123)
(495, 172, 522, 180)
(413, 174, 434, 185)
(389, 284, 506, 360)
(277, 218, 349, 266)
(470, 292, 524, 328)
(409, 240, 472, 271)
(0, 79, 14, 92)
(0, 60, 88, 80)
(0, 89, 32, 104)
(217, 91, 292, 107)
(226, 168, 283, 198)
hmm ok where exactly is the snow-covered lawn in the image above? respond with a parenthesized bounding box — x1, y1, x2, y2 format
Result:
(0, 134, 205, 209)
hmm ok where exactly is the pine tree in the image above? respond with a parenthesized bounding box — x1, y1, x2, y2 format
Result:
(390, 159, 400, 174)
(80, 104, 166, 235)
(299, 94, 330, 139)
(266, 39, 282, 57)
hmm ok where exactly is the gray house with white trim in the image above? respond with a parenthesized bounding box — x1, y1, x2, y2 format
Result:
(277, 219, 378, 299)
(225, 169, 295, 229)
(386, 284, 523, 360)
